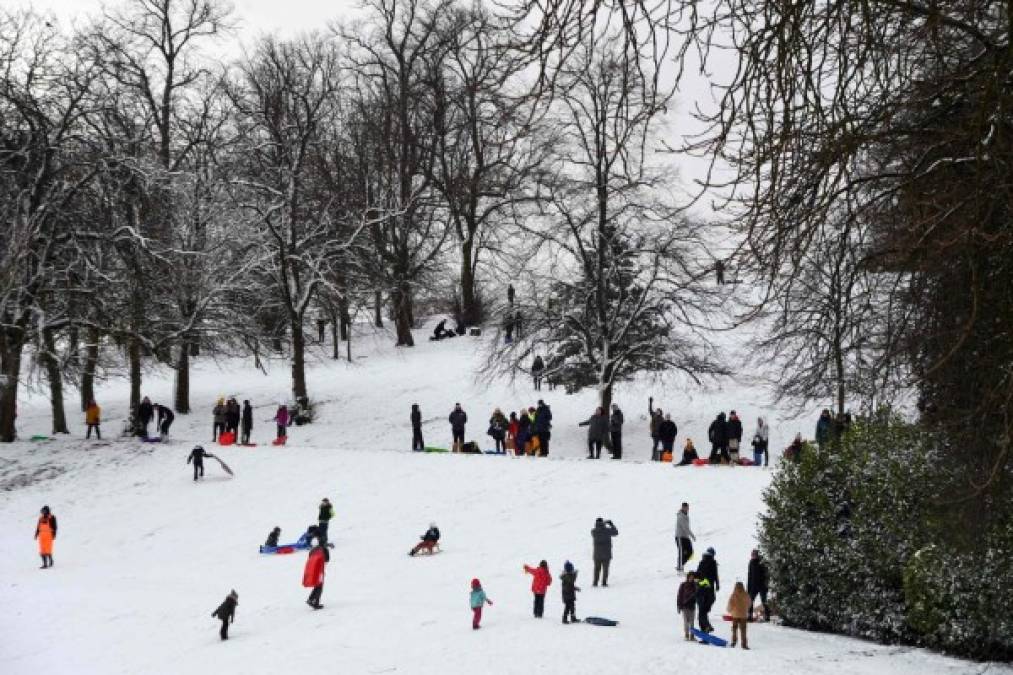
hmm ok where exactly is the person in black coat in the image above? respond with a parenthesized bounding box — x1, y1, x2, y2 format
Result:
(138, 396, 154, 437)
(211, 590, 238, 640)
(609, 404, 624, 459)
(658, 414, 678, 457)
(265, 527, 281, 548)
(747, 549, 770, 621)
(590, 518, 619, 587)
(411, 403, 424, 451)
(409, 522, 441, 556)
(531, 355, 545, 390)
(449, 403, 467, 452)
(241, 400, 254, 445)
(727, 410, 744, 459)
(695, 547, 720, 592)
(696, 577, 716, 633)
(560, 560, 581, 624)
(708, 413, 729, 464)
(187, 445, 213, 481)
(154, 403, 174, 438)
(533, 400, 552, 456)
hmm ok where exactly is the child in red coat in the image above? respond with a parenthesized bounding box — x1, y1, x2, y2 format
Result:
(302, 542, 328, 609)
(523, 560, 552, 618)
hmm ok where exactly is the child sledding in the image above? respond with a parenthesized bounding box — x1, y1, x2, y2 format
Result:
(408, 523, 441, 556)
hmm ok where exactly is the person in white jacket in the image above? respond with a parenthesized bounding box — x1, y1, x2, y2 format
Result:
(751, 417, 770, 466)
(675, 502, 696, 571)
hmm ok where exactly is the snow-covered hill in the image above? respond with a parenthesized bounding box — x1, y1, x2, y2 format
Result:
(0, 324, 1006, 675)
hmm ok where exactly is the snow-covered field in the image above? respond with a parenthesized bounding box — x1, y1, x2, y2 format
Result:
(0, 324, 1006, 675)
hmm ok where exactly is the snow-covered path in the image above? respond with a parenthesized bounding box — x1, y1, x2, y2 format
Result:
(0, 326, 1006, 674)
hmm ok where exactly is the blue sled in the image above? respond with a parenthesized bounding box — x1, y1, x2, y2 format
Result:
(691, 628, 727, 646)
(259, 541, 311, 554)
(584, 616, 619, 627)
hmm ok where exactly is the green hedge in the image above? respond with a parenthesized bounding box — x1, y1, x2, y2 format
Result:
(759, 418, 1013, 660)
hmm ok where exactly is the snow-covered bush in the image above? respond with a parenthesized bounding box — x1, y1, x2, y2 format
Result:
(759, 418, 1013, 660)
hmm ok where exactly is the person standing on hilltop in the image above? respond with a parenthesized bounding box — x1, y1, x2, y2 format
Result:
(241, 400, 254, 445)
(35, 505, 57, 569)
(85, 399, 101, 440)
(449, 403, 467, 453)
(531, 355, 545, 390)
(411, 403, 424, 451)
(609, 403, 624, 459)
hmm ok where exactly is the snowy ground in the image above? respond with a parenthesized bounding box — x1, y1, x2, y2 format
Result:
(1, 322, 1007, 675)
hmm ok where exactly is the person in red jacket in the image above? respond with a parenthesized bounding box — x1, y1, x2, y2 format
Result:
(523, 560, 552, 618)
(302, 540, 328, 609)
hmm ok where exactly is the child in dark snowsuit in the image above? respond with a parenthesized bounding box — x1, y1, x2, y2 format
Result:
(211, 590, 238, 640)
(523, 560, 552, 618)
(265, 527, 281, 548)
(187, 446, 212, 481)
(560, 561, 581, 624)
(470, 578, 493, 629)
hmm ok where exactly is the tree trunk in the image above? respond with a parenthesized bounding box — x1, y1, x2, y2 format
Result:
(461, 237, 479, 326)
(374, 290, 384, 328)
(339, 297, 350, 341)
(68, 325, 80, 367)
(291, 318, 308, 403)
(392, 284, 415, 347)
(329, 307, 340, 360)
(41, 328, 69, 434)
(174, 340, 191, 414)
(81, 327, 99, 412)
(0, 330, 23, 442)
(599, 382, 613, 416)
(129, 336, 142, 429)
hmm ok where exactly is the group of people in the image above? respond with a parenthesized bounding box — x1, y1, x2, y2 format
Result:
(135, 396, 175, 440)
(409, 401, 556, 456)
(212, 398, 252, 444)
(705, 410, 770, 466)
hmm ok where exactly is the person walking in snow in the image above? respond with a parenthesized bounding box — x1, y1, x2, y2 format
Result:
(137, 396, 154, 438)
(658, 413, 678, 460)
(411, 403, 424, 451)
(187, 445, 212, 481)
(695, 547, 720, 593)
(677, 438, 700, 466)
(708, 412, 729, 464)
(747, 549, 771, 622)
(317, 498, 334, 546)
(154, 403, 174, 439)
(532, 399, 552, 456)
(727, 581, 751, 649)
(727, 410, 744, 463)
(675, 502, 696, 571)
(273, 405, 290, 442)
(303, 539, 329, 609)
(815, 409, 833, 450)
(751, 417, 769, 466)
(696, 577, 716, 634)
(591, 518, 619, 587)
(523, 560, 552, 618)
(470, 578, 493, 629)
(85, 399, 101, 439)
(560, 561, 581, 624)
(488, 408, 508, 453)
(409, 522, 441, 556)
(609, 404, 624, 459)
(677, 571, 698, 640)
(449, 403, 467, 453)
(531, 355, 545, 390)
(648, 397, 663, 460)
(35, 505, 57, 569)
(241, 400, 254, 445)
(212, 398, 227, 442)
(211, 590, 238, 641)
(578, 407, 609, 459)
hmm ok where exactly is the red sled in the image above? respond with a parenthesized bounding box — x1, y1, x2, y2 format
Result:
(738, 457, 755, 466)
(271, 437, 287, 446)
(692, 458, 709, 466)
(219, 432, 236, 446)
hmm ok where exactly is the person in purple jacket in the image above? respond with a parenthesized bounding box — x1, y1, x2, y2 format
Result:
(274, 405, 290, 441)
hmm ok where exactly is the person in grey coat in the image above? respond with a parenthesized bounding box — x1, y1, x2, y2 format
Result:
(590, 517, 619, 586)
(579, 407, 609, 459)
(609, 404, 624, 460)
(675, 502, 696, 571)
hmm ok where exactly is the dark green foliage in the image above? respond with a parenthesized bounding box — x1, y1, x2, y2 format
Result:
(760, 418, 1013, 660)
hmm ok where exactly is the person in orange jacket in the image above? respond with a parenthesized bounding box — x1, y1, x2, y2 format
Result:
(85, 400, 101, 439)
(302, 539, 329, 609)
(35, 505, 57, 569)
(523, 560, 552, 618)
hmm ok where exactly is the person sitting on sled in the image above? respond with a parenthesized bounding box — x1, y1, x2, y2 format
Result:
(676, 438, 700, 466)
(409, 522, 441, 556)
(264, 527, 281, 548)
